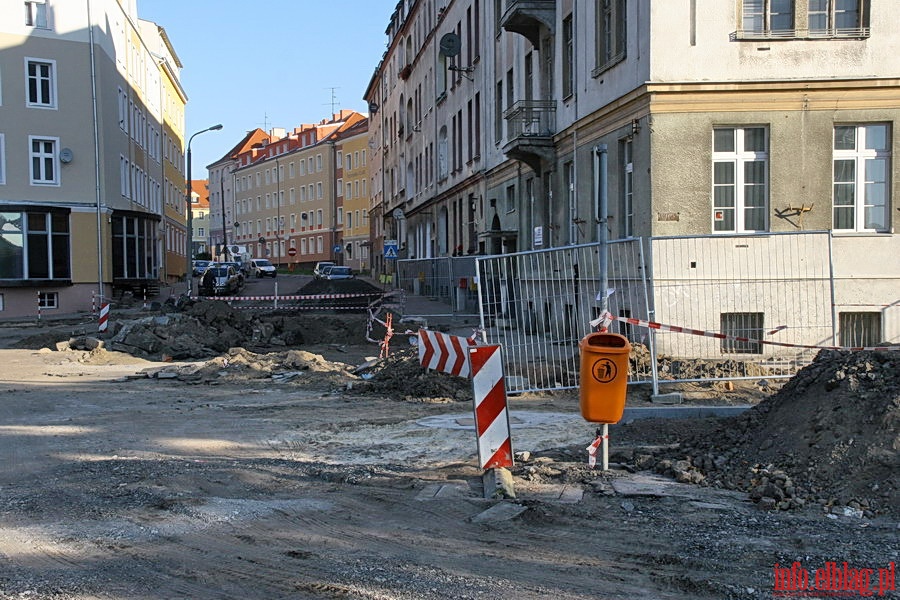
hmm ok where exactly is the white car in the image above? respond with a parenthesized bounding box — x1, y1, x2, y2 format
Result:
(251, 258, 277, 278)
(313, 261, 335, 279)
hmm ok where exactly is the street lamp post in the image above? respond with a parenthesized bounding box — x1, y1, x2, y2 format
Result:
(185, 123, 223, 294)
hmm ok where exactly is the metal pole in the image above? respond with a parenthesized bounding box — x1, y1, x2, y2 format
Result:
(595, 144, 609, 322)
(185, 124, 223, 295)
(594, 144, 610, 471)
(220, 168, 229, 262)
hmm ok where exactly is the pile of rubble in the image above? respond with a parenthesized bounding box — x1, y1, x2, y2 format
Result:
(103, 300, 373, 360)
(651, 349, 899, 516)
(355, 347, 473, 403)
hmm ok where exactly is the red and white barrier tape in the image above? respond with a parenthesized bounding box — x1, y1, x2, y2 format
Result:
(194, 292, 383, 301)
(590, 312, 898, 352)
(231, 305, 375, 311)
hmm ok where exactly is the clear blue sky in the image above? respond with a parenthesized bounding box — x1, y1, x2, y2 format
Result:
(138, 1, 398, 177)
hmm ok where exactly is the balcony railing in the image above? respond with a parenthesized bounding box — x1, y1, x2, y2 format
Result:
(503, 99, 556, 141)
(729, 27, 870, 41)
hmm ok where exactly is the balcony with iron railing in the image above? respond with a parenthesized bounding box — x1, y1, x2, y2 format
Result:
(502, 99, 557, 174)
(500, 0, 556, 47)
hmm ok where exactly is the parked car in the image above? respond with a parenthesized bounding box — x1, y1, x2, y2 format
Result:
(251, 258, 277, 278)
(322, 266, 354, 280)
(220, 262, 246, 286)
(191, 260, 211, 277)
(200, 265, 242, 296)
(313, 261, 335, 279)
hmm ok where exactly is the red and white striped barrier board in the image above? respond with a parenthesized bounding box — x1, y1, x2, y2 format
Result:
(592, 312, 899, 352)
(469, 344, 514, 469)
(418, 329, 476, 377)
(98, 303, 110, 332)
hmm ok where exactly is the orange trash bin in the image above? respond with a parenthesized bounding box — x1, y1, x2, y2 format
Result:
(579, 332, 631, 423)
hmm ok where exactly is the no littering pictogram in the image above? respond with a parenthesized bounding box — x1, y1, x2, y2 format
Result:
(591, 357, 617, 384)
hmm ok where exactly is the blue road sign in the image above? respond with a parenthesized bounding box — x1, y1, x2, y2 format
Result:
(384, 239, 398, 260)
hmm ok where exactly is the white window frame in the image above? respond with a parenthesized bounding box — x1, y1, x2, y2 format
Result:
(712, 127, 769, 233)
(25, 1, 48, 28)
(29, 136, 59, 185)
(623, 137, 634, 237)
(832, 123, 891, 233)
(38, 291, 58, 310)
(741, 0, 794, 35)
(25, 58, 57, 109)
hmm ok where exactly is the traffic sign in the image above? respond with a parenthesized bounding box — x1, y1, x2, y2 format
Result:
(384, 239, 398, 260)
(288, 247, 297, 257)
(333, 245, 342, 253)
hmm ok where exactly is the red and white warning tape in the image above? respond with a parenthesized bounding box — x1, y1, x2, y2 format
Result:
(231, 305, 374, 311)
(590, 312, 898, 352)
(194, 292, 382, 301)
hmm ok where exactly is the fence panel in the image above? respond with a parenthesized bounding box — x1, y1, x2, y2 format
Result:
(396, 256, 479, 316)
(476, 240, 652, 394)
(649, 232, 834, 381)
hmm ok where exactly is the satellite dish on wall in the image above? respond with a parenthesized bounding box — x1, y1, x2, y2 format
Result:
(439, 32, 461, 57)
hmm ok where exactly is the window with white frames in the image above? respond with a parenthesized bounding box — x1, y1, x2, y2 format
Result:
(736, 0, 869, 39)
(347, 212, 353, 229)
(316, 155, 322, 172)
(623, 137, 633, 237)
(833, 124, 890, 232)
(338, 207, 343, 225)
(317, 236, 323, 253)
(30, 137, 58, 185)
(289, 162, 295, 178)
(117, 87, 128, 131)
(25, 1, 48, 28)
(316, 182, 323, 199)
(337, 178, 343, 196)
(26, 59, 56, 108)
(712, 127, 768, 233)
(316, 209, 323, 227)
(741, 0, 794, 35)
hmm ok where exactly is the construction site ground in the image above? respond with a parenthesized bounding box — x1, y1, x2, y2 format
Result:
(0, 282, 896, 600)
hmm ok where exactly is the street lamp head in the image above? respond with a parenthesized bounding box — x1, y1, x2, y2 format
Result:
(209, 124, 223, 131)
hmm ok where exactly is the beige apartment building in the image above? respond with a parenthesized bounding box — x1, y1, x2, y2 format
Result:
(0, 0, 186, 318)
(225, 111, 367, 270)
(365, 0, 899, 343)
(336, 119, 372, 272)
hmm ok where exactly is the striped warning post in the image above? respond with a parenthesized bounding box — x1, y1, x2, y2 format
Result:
(469, 344, 514, 469)
(98, 303, 110, 332)
(418, 329, 475, 377)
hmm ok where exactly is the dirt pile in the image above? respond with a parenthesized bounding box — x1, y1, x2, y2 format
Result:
(356, 347, 472, 403)
(653, 349, 899, 516)
(106, 301, 374, 360)
(141, 347, 357, 388)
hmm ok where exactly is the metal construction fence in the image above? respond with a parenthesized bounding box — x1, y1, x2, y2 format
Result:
(395, 256, 481, 317)
(463, 231, 837, 395)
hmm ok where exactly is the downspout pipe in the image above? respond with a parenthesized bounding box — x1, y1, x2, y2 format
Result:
(87, 0, 104, 305)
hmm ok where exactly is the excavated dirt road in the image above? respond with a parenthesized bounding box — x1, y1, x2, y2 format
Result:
(0, 310, 897, 600)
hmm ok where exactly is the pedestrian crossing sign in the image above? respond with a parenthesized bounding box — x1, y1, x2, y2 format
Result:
(384, 240, 398, 260)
